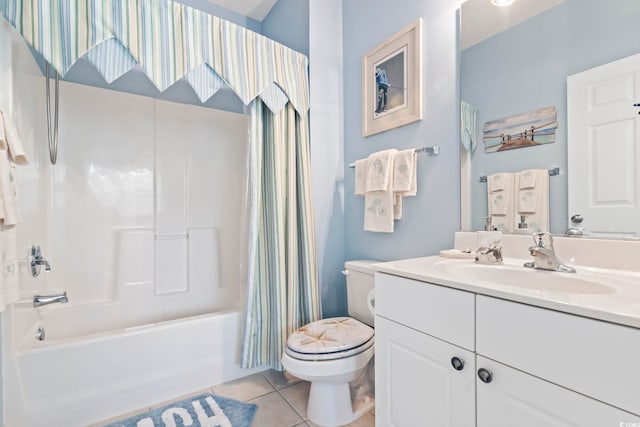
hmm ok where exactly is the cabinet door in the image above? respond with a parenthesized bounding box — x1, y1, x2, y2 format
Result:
(375, 316, 475, 427)
(476, 356, 640, 427)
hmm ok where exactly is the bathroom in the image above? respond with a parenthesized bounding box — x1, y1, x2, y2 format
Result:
(0, 0, 639, 426)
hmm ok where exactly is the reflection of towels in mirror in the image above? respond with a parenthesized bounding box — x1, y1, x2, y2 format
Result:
(487, 172, 514, 232)
(516, 169, 549, 231)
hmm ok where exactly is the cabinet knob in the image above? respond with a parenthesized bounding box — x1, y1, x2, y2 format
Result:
(477, 368, 493, 383)
(450, 357, 465, 371)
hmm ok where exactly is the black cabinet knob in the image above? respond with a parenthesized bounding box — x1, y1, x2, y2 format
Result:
(478, 368, 493, 383)
(451, 357, 465, 371)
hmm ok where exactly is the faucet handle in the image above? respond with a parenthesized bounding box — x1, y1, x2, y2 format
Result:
(532, 231, 553, 248)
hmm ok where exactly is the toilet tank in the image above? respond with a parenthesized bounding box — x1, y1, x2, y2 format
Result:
(344, 260, 378, 327)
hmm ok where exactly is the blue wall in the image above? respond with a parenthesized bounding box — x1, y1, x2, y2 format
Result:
(262, 0, 309, 56)
(343, 0, 463, 262)
(462, 0, 640, 234)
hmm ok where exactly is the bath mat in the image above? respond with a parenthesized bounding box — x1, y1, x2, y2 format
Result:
(103, 392, 256, 427)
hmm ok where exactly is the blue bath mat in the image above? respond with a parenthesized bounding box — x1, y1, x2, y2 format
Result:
(103, 393, 257, 427)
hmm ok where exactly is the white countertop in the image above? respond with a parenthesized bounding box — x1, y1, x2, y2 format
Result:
(373, 256, 640, 329)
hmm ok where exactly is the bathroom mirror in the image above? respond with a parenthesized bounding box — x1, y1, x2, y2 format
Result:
(460, 0, 640, 237)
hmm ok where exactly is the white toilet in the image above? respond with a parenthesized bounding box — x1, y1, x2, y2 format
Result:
(282, 260, 377, 427)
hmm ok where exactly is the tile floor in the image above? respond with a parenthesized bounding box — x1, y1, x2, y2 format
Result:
(95, 370, 375, 427)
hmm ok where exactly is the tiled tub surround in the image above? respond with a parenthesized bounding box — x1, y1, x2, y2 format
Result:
(4, 30, 253, 426)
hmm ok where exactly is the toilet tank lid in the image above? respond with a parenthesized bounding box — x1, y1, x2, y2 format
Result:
(344, 260, 379, 274)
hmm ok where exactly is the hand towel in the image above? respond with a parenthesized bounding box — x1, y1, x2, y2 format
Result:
(363, 149, 396, 233)
(364, 189, 395, 233)
(393, 149, 416, 193)
(0, 111, 28, 225)
(392, 149, 418, 220)
(354, 158, 368, 196)
(486, 172, 515, 233)
(365, 149, 396, 192)
(0, 111, 28, 313)
(516, 169, 549, 231)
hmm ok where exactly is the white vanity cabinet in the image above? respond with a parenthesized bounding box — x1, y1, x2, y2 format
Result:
(476, 356, 637, 427)
(375, 273, 476, 427)
(375, 272, 640, 427)
(476, 295, 640, 420)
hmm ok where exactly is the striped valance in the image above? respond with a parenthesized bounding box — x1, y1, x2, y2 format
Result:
(2, 0, 309, 115)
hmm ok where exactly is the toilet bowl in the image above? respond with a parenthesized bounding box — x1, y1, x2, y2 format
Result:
(282, 260, 377, 427)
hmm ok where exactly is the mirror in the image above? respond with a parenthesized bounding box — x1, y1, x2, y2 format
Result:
(460, 0, 640, 237)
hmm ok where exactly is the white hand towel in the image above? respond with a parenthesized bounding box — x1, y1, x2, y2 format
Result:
(354, 158, 368, 196)
(0, 111, 27, 165)
(365, 149, 396, 192)
(487, 172, 508, 193)
(392, 149, 418, 220)
(516, 169, 549, 231)
(364, 189, 395, 233)
(393, 149, 416, 193)
(0, 111, 28, 226)
(0, 111, 28, 313)
(486, 172, 515, 233)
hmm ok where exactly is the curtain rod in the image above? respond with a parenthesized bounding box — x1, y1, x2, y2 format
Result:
(479, 167, 560, 183)
(348, 145, 439, 168)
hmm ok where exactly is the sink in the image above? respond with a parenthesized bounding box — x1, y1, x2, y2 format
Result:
(440, 262, 616, 295)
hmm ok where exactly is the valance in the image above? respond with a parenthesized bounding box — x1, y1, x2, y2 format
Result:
(2, 0, 309, 115)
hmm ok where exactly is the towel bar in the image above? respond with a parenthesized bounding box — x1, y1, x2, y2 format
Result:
(348, 145, 439, 168)
(479, 167, 560, 183)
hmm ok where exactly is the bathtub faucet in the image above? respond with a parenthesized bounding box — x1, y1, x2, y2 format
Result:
(33, 292, 68, 307)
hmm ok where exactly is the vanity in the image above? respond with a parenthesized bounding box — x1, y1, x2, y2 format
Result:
(373, 232, 640, 427)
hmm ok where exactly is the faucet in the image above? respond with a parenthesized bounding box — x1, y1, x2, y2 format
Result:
(524, 231, 576, 273)
(33, 292, 68, 307)
(30, 245, 52, 277)
(475, 245, 503, 264)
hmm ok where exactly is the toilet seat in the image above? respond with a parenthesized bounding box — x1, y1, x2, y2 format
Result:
(285, 317, 374, 361)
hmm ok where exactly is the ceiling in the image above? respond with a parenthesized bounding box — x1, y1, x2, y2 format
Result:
(461, 0, 566, 50)
(206, 0, 279, 21)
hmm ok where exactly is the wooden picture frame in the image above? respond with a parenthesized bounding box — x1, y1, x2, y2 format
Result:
(362, 18, 423, 137)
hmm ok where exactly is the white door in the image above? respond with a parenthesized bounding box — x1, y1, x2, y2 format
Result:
(375, 316, 475, 427)
(567, 53, 640, 237)
(476, 356, 640, 427)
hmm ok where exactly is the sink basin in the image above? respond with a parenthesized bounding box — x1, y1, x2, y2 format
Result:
(441, 262, 616, 295)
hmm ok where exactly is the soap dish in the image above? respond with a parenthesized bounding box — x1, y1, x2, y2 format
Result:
(439, 249, 476, 259)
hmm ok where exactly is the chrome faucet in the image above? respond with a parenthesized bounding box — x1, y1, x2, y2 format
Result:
(524, 232, 576, 273)
(33, 292, 68, 307)
(30, 245, 52, 277)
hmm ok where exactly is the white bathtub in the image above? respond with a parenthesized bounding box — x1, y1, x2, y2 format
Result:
(4, 309, 263, 427)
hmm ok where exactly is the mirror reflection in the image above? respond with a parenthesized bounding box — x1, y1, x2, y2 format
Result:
(460, 0, 640, 237)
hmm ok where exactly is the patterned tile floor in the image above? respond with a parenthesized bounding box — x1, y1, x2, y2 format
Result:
(95, 370, 375, 427)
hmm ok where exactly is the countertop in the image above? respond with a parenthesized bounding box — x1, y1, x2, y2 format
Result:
(373, 256, 640, 329)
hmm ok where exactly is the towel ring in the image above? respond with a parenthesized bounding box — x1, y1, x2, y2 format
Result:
(45, 63, 60, 165)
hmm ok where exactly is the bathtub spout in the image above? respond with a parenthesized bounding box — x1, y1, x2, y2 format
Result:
(33, 292, 68, 307)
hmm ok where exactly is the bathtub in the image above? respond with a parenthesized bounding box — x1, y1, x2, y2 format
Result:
(4, 308, 263, 427)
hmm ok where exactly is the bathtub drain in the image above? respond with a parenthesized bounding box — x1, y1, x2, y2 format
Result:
(35, 326, 45, 341)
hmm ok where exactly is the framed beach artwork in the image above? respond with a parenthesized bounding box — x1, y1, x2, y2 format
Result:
(483, 106, 558, 153)
(362, 18, 423, 137)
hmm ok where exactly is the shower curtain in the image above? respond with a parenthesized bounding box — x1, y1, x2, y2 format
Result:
(3, 0, 320, 368)
(241, 100, 321, 370)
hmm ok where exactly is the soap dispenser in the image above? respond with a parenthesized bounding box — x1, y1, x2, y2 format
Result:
(514, 215, 531, 234)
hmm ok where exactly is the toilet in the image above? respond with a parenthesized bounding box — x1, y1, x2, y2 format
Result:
(282, 260, 377, 427)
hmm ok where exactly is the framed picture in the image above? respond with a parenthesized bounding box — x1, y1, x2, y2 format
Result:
(362, 18, 423, 137)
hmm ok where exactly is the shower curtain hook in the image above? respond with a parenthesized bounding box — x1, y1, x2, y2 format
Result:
(45, 63, 60, 165)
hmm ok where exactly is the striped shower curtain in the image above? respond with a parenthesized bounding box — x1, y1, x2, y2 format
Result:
(241, 100, 321, 370)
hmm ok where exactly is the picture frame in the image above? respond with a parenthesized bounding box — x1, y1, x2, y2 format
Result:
(362, 18, 423, 137)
